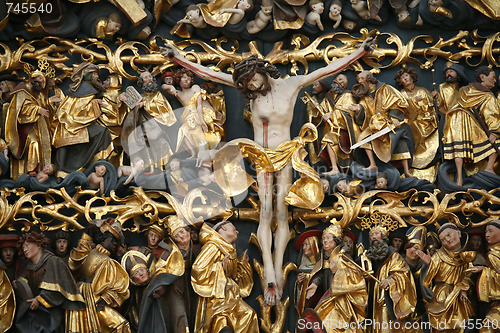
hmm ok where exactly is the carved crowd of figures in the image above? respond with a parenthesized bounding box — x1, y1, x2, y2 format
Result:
(2, 0, 500, 42)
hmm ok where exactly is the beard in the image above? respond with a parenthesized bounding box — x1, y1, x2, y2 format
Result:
(142, 81, 158, 93)
(366, 239, 389, 261)
(331, 81, 344, 94)
(445, 75, 460, 83)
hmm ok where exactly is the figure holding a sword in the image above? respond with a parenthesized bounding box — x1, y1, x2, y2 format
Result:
(350, 71, 415, 178)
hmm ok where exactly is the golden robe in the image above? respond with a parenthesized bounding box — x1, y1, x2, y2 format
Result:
(191, 224, 258, 333)
(422, 246, 474, 332)
(68, 241, 131, 333)
(0, 267, 15, 332)
(371, 251, 417, 333)
(52, 94, 101, 148)
(315, 246, 368, 333)
(443, 83, 500, 163)
(356, 82, 410, 163)
(5, 85, 52, 179)
(178, 90, 221, 151)
(437, 82, 460, 115)
(401, 86, 439, 170)
(321, 92, 371, 169)
(478, 243, 500, 333)
(142, 91, 177, 127)
(100, 84, 128, 165)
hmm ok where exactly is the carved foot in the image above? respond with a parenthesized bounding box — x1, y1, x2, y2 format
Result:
(322, 168, 340, 176)
(264, 282, 282, 306)
(362, 165, 377, 171)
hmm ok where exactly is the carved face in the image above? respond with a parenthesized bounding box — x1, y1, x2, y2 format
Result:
(247, 72, 266, 92)
(439, 228, 461, 251)
(23, 241, 42, 262)
(186, 114, 198, 129)
(356, 71, 370, 84)
(220, 223, 238, 244)
(330, 4, 341, 16)
(101, 235, 117, 253)
(56, 238, 68, 255)
(311, 2, 324, 13)
(179, 73, 192, 89)
(1, 247, 15, 264)
(322, 233, 336, 252)
(405, 243, 423, 261)
(375, 176, 387, 189)
(0, 81, 10, 93)
(481, 70, 496, 90)
(172, 227, 191, 248)
(485, 225, 500, 245)
(445, 68, 457, 80)
(400, 72, 414, 88)
(342, 236, 354, 254)
(262, 6, 272, 15)
(43, 164, 54, 175)
(302, 237, 313, 257)
(312, 81, 325, 95)
(391, 237, 404, 251)
(140, 71, 154, 84)
(369, 229, 383, 242)
(147, 230, 161, 247)
(336, 179, 350, 195)
(469, 234, 482, 250)
(95, 165, 107, 177)
(107, 19, 122, 34)
(186, 9, 200, 23)
(163, 76, 174, 85)
(30, 76, 45, 92)
(132, 267, 149, 285)
(335, 74, 348, 88)
(170, 159, 181, 171)
(238, 0, 252, 10)
(321, 178, 329, 193)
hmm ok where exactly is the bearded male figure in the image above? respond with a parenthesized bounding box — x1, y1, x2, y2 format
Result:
(358, 226, 417, 332)
(5, 71, 52, 179)
(162, 37, 375, 305)
(52, 62, 113, 174)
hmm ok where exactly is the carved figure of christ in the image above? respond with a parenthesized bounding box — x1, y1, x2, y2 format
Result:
(161, 38, 374, 305)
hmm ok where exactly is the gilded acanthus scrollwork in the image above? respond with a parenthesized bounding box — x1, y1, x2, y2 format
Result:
(3, 29, 500, 80)
(0, 186, 499, 235)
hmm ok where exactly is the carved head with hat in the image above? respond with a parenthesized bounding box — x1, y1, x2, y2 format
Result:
(295, 230, 321, 263)
(322, 219, 343, 254)
(94, 218, 123, 253)
(166, 215, 191, 250)
(145, 225, 165, 249)
(0, 234, 20, 265)
(121, 250, 149, 285)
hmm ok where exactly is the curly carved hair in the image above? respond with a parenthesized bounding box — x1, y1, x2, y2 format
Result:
(17, 231, 50, 257)
(232, 54, 281, 107)
(394, 67, 418, 88)
(174, 68, 195, 87)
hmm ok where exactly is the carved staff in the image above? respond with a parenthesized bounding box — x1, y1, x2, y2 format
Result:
(431, 68, 445, 163)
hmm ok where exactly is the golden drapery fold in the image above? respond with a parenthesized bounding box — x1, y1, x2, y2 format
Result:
(0, 268, 15, 332)
(372, 252, 417, 333)
(5, 87, 52, 179)
(52, 94, 100, 148)
(213, 123, 324, 210)
(191, 224, 257, 333)
(401, 87, 439, 170)
(68, 243, 131, 333)
(142, 91, 177, 127)
(422, 247, 474, 331)
(443, 84, 500, 163)
(315, 246, 368, 333)
(356, 83, 409, 163)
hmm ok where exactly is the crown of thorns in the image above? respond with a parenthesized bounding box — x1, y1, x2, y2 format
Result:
(232, 54, 280, 87)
